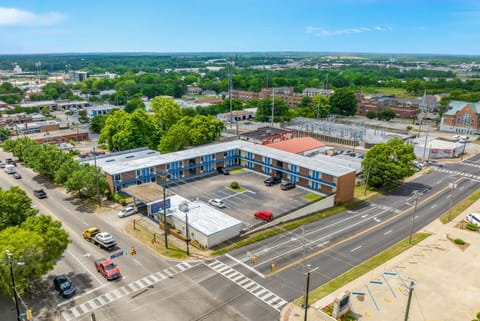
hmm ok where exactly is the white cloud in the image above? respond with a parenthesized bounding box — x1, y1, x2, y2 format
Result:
(306, 25, 391, 36)
(0, 7, 65, 26)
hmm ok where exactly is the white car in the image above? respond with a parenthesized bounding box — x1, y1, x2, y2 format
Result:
(466, 213, 480, 227)
(95, 232, 114, 244)
(208, 199, 226, 208)
(118, 206, 137, 218)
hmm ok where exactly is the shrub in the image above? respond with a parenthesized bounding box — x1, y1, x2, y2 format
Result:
(406, 125, 413, 131)
(113, 193, 127, 205)
(454, 238, 466, 245)
(229, 181, 240, 189)
(466, 223, 480, 231)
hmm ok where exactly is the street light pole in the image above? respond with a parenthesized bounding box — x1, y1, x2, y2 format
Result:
(162, 175, 169, 249)
(6, 250, 21, 321)
(448, 182, 457, 223)
(409, 191, 420, 244)
(185, 212, 190, 256)
(303, 270, 311, 321)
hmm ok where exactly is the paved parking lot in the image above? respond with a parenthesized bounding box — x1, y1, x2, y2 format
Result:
(166, 169, 313, 226)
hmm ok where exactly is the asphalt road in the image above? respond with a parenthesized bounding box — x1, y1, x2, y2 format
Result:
(3, 147, 480, 321)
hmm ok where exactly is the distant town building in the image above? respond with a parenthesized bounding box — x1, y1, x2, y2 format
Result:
(186, 85, 202, 95)
(216, 109, 256, 123)
(239, 126, 293, 145)
(302, 88, 334, 98)
(86, 104, 119, 118)
(440, 100, 480, 134)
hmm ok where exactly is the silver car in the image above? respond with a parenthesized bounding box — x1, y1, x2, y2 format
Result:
(118, 206, 138, 218)
(208, 199, 226, 208)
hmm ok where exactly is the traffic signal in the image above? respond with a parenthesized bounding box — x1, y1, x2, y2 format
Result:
(130, 247, 136, 256)
(26, 309, 32, 320)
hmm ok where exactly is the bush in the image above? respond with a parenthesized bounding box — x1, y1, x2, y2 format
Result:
(406, 125, 413, 131)
(229, 181, 240, 189)
(466, 223, 480, 231)
(454, 238, 466, 245)
(113, 193, 127, 206)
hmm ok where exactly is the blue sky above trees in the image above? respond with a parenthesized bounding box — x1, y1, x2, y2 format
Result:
(1, 0, 479, 55)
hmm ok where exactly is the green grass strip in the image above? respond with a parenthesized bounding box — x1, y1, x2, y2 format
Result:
(293, 232, 431, 306)
(439, 188, 480, 224)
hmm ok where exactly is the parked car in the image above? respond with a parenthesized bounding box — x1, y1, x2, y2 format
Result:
(53, 275, 76, 298)
(255, 210, 273, 221)
(118, 206, 138, 218)
(13, 173, 21, 179)
(452, 135, 460, 141)
(264, 176, 282, 186)
(33, 189, 47, 199)
(208, 198, 226, 208)
(280, 181, 296, 191)
(466, 213, 480, 227)
(95, 232, 115, 244)
(217, 167, 230, 175)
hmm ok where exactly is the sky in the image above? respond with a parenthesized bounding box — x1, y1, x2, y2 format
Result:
(1, 0, 480, 55)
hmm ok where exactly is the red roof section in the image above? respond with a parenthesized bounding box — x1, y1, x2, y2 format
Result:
(266, 137, 326, 154)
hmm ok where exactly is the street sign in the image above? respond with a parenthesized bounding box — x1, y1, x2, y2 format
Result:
(110, 250, 124, 260)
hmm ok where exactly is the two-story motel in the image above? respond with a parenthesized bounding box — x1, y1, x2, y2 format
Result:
(81, 140, 356, 203)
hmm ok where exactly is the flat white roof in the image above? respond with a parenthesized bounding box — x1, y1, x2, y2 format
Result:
(81, 140, 355, 177)
(169, 195, 244, 236)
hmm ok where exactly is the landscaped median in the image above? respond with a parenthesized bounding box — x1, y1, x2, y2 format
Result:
(292, 232, 431, 307)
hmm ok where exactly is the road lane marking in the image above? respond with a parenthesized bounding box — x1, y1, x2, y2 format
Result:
(350, 246, 362, 252)
(205, 260, 287, 311)
(66, 250, 104, 285)
(384, 230, 392, 235)
(225, 253, 266, 278)
(59, 262, 194, 320)
(264, 177, 466, 277)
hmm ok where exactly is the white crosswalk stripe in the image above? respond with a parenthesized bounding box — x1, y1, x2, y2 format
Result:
(205, 259, 288, 312)
(59, 262, 193, 321)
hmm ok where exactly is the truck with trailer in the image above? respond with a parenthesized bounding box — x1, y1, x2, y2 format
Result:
(82, 227, 117, 251)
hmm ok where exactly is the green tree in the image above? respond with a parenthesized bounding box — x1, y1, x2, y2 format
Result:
(124, 97, 145, 113)
(0, 187, 38, 230)
(150, 96, 183, 131)
(55, 159, 82, 185)
(438, 96, 450, 119)
(158, 123, 191, 153)
(90, 114, 109, 133)
(378, 108, 396, 121)
(312, 94, 331, 118)
(251, 98, 289, 122)
(406, 79, 425, 96)
(64, 164, 109, 199)
(366, 111, 377, 119)
(329, 88, 357, 116)
(362, 137, 416, 188)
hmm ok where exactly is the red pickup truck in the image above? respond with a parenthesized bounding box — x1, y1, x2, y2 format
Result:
(94, 258, 121, 280)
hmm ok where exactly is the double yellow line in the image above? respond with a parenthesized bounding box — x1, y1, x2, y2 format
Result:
(263, 178, 463, 277)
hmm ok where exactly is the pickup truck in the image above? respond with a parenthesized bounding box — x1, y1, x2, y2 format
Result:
(94, 258, 121, 280)
(82, 227, 117, 251)
(33, 189, 47, 199)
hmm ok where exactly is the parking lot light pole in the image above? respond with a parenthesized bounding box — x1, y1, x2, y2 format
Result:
(185, 212, 190, 256)
(162, 174, 168, 250)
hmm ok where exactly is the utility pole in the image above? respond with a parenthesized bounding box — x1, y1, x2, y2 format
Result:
(162, 174, 169, 249)
(303, 270, 311, 321)
(404, 281, 416, 321)
(409, 191, 420, 244)
(228, 58, 233, 129)
(93, 147, 101, 206)
(6, 250, 21, 321)
(271, 89, 275, 127)
(363, 164, 371, 196)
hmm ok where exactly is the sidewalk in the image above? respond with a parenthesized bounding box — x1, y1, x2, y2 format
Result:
(280, 201, 480, 321)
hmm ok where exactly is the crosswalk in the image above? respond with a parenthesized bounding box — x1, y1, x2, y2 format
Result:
(432, 166, 480, 180)
(60, 262, 193, 321)
(205, 259, 287, 312)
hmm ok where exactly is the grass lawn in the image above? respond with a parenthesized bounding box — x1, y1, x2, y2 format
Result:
(439, 188, 480, 224)
(230, 168, 246, 174)
(125, 220, 187, 259)
(302, 193, 324, 202)
(294, 232, 431, 306)
(360, 87, 413, 98)
(226, 185, 247, 193)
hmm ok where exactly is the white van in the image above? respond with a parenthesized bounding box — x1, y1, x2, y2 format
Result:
(5, 164, 15, 174)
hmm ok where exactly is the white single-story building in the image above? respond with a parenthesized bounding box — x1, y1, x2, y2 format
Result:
(168, 195, 244, 248)
(413, 138, 465, 159)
